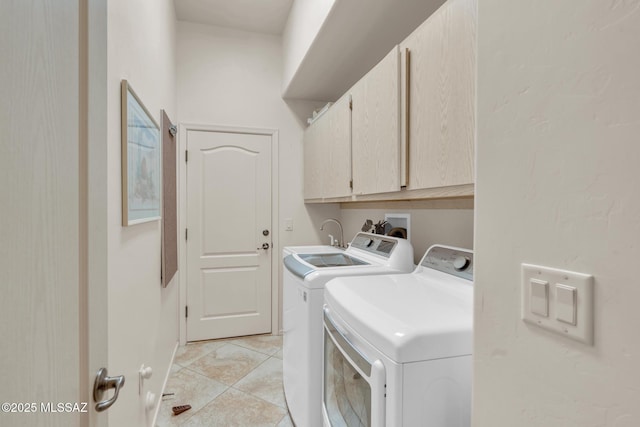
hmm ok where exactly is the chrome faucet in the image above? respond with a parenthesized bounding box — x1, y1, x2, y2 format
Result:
(320, 218, 345, 248)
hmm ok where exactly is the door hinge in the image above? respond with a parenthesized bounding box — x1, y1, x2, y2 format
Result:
(185, 228, 188, 240)
(349, 180, 353, 189)
(185, 150, 188, 162)
(185, 306, 188, 318)
(349, 100, 353, 110)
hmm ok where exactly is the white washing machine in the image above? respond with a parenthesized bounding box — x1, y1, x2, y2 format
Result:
(322, 245, 474, 427)
(283, 233, 414, 427)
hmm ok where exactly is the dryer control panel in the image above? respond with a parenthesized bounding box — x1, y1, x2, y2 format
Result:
(350, 233, 398, 258)
(421, 245, 474, 282)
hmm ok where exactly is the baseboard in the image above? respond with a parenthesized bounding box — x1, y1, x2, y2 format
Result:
(151, 340, 179, 427)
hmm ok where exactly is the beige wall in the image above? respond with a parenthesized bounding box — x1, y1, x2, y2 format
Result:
(474, 1, 640, 426)
(107, 0, 178, 425)
(339, 200, 474, 264)
(175, 20, 343, 245)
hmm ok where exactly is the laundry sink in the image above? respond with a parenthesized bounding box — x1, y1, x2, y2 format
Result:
(298, 253, 369, 268)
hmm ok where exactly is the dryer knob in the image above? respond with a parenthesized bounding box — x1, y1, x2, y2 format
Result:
(453, 256, 470, 271)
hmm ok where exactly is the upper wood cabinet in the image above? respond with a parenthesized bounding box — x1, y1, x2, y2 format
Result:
(351, 46, 401, 195)
(303, 0, 476, 203)
(400, 0, 476, 190)
(325, 95, 352, 198)
(303, 94, 352, 199)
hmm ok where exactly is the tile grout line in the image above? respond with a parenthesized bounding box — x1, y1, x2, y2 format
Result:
(228, 355, 288, 419)
(160, 336, 285, 426)
(160, 361, 231, 426)
(174, 341, 231, 369)
(225, 339, 283, 358)
(230, 357, 286, 402)
(227, 385, 286, 409)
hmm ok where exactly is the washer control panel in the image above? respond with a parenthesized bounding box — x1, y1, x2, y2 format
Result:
(350, 233, 398, 258)
(421, 245, 474, 281)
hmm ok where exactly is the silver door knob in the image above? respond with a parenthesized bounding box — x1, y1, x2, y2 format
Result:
(257, 243, 270, 250)
(93, 368, 125, 412)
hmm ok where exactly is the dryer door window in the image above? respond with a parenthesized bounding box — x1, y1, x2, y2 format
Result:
(324, 328, 372, 427)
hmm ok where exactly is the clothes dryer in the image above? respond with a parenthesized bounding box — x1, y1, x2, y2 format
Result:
(323, 245, 473, 427)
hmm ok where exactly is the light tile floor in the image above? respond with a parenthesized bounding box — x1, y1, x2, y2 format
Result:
(157, 335, 293, 427)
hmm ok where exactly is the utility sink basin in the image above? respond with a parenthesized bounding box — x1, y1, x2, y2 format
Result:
(298, 253, 369, 268)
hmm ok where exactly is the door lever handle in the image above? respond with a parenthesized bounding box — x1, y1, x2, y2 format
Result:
(93, 368, 125, 412)
(257, 243, 270, 250)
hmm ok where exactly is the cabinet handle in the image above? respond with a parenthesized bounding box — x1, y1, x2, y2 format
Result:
(404, 47, 411, 188)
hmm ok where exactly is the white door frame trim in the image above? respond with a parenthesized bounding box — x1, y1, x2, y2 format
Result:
(178, 123, 280, 345)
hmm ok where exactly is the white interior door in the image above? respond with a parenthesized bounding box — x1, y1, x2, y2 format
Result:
(186, 129, 272, 341)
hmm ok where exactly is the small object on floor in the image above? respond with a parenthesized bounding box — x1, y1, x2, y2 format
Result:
(172, 405, 191, 416)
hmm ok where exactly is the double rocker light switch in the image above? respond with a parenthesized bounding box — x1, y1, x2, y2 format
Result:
(555, 284, 577, 325)
(529, 279, 549, 317)
(521, 264, 594, 345)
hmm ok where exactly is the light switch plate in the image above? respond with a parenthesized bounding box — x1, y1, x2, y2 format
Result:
(521, 263, 594, 345)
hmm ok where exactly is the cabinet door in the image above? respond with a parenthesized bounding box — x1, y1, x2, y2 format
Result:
(303, 118, 325, 199)
(325, 95, 352, 198)
(351, 46, 401, 195)
(402, 0, 476, 190)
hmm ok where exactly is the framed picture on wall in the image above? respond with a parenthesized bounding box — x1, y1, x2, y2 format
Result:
(121, 79, 161, 226)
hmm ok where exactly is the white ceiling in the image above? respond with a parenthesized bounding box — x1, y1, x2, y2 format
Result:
(174, 0, 294, 35)
(175, 0, 449, 101)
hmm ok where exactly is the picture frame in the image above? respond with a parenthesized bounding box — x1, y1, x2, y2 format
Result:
(121, 80, 161, 226)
